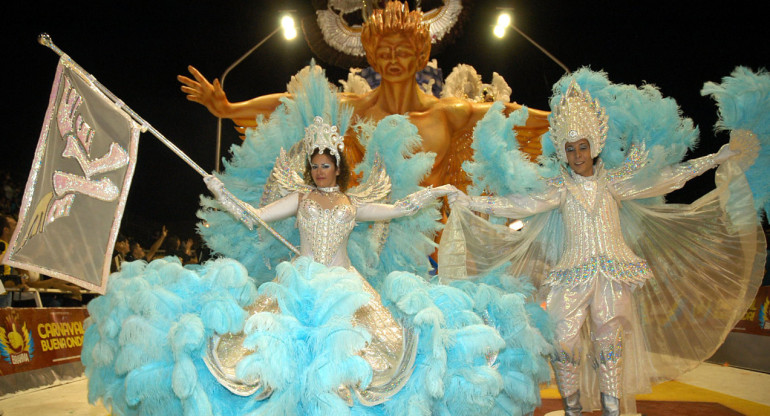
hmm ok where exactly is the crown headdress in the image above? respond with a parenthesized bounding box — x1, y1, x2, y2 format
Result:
(550, 80, 609, 160)
(304, 116, 345, 165)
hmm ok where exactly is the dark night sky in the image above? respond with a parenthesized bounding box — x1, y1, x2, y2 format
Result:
(6, 1, 769, 241)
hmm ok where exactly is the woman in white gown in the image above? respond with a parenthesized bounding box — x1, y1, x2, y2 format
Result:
(82, 66, 553, 416)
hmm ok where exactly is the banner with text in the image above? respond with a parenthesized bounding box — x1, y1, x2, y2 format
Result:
(0, 307, 88, 377)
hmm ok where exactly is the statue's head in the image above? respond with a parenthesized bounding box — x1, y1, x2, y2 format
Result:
(361, 1, 431, 79)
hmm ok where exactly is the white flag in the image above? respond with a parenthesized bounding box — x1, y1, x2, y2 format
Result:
(2, 59, 140, 293)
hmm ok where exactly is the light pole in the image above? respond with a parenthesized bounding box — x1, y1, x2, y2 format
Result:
(214, 14, 297, 172)
(493, 10, 570, 74)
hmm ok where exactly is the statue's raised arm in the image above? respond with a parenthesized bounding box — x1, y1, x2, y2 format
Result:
(178, 65, 287, 123)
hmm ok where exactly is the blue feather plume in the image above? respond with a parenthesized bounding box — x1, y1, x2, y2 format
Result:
(702, 66, 770, 219)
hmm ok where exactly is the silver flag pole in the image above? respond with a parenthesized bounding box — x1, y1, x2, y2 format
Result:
(38, 33, 300, 256)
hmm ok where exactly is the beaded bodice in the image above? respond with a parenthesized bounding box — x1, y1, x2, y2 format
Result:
(297, 197, 356, 267)
(546, 170, 651, 286)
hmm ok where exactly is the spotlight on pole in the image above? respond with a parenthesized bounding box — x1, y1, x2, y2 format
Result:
(493, 25, 506, 39)
(213, 11, 297, 172)
(497, 12, 512, 28)
(493, 8, 570, 74)
(281, 15, 297, 40)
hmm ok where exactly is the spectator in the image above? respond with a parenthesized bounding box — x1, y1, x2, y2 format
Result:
(0, 171, 22, 215)
(163, 235, 188, 264)
(126, 226, 167, 262)
(182, 236, 199, 265)
(111, 233, 130, 272)
(1, 214, 28, 307)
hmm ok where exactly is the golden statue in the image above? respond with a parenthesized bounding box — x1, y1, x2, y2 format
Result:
(179, 1, 549, 192)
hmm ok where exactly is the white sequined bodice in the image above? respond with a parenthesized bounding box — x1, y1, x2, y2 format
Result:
(547, 171, 651, 286)
(297, 198, 356, 267)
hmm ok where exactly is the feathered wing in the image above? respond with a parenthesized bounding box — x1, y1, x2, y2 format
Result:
(702, 66, 770, 219)
(197, 62, 353, 285)
(614, 161, 765, 402)
(261, 147, 312, 206)
(346, 152, 391, 206)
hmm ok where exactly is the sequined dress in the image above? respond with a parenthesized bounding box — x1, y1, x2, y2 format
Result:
(80, 185, 553, 416)
(205, 190, 421, 406)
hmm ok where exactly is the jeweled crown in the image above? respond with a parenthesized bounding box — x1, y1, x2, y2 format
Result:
(550, 80, 609, 160)
(304, 116, 345, 165)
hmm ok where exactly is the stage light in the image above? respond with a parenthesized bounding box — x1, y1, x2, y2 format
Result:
(281, 15, 295, 29)
(497, 12, 512, 28)
(509, 219, 524, 231)
(281, 15, 297, 40)
(493, 25, 506, 38)
(283, 26, 297, 40)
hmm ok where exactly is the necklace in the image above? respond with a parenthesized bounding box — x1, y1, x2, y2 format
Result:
(316, 186, 341, 206)
(317, 186, 339, 193)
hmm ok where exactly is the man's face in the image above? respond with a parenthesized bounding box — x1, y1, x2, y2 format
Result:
(373, 33, 420, 83)
(564, 138, 594, 177)
(116, 239, 130, 255)
(131, 243, 145, 259)
(2, 216, 16, 241)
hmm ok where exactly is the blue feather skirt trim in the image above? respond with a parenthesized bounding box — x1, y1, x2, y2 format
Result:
(83, 256, 552, 415)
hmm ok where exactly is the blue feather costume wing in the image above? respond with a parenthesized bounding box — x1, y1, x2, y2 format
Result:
(702, 66, 770, 219)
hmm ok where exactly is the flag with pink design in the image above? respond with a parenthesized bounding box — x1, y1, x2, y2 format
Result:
(2, 59, 140, 293)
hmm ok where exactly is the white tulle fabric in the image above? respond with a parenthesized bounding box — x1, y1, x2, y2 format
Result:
(439, 158, 765, 412)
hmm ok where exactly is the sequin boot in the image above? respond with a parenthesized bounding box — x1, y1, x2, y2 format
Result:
(600, 392, 620, 416)
(562, 391, 582, 416)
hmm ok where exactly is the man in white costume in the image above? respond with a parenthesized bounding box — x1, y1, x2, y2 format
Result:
(449, 81, 742, 416)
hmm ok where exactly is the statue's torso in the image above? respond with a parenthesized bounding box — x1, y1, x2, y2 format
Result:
(342, 90, 456, 188)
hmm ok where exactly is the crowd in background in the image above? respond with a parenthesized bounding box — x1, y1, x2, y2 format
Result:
(110, 226, 208, 273)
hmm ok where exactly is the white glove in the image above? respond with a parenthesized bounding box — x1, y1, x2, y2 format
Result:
(204, 175, 226, 199)
(430, 184, 459, 198)
(203, 174, 256, 229)
(714, 143, 740, 164)
(394, 185, 455, 214)
(448, 189, 472, 208)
